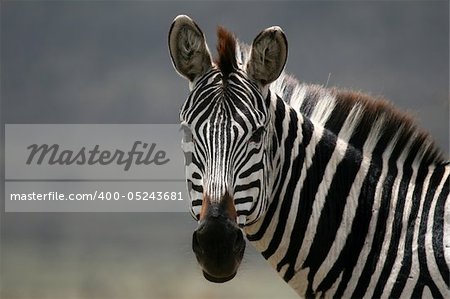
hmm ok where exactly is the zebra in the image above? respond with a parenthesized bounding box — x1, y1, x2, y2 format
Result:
(168, 15, 449, 298)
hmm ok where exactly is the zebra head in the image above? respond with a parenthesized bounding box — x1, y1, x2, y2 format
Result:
(169, 15, 287, 282)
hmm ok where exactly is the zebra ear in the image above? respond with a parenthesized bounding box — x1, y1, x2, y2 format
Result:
(168, 15, 213, 82)
(246, 26, 288, 86)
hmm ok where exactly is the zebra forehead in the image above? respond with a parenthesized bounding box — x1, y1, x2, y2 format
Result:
(207, 105, 258, 127)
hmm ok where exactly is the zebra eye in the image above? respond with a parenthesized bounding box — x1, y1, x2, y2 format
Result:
(249, 126, 265, 144)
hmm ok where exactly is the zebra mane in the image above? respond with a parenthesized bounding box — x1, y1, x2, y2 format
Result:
(272, 73, 445, 165)
(233, 39, 445, 166)
(215, 26, 238, 79)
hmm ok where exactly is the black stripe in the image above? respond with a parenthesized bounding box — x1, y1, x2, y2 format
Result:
(413, 166, 446, 298)
(239, 162, 264, 179)
(234, 148, 262, 178)
(281, 77, 295, 104)
(432, 173, 449, 286)
(323, 100, 353, 138)
(310, 109, 373, 295)
(234, 197, 254, 205)
(245, 189, 263, 218)
(189, 88, 220, 123)
(319, 156, 382, 296)
(246, 98, 287, 241)
(262, 110, 300, 259)
(389, 162, 428, 297)
(187, 179, 203, 193)
(192, 126, 207, 171)
(275, 98, 286, 147)
(303, 134, 363, 296)
(180, 71, 217, 116)
(229, 75, 267, 116)
(237, 209, 252, 216)
(231, 144, 250, 178)
(351, 134, 403, 297)
(372, 142, 420, 298)
(299, 88, 319, 117)
(192, 199, 202, 206)
(225, 99, 247, 131)
(234, 181, 260, 193)
(228, 89, 257, 128)
(278, 120, 335, 282)
(228, 122, 239, 154)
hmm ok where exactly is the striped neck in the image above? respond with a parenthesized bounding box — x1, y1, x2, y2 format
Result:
(243, 95, 378, 296)
(244, 91, 446, 297)
(244, 95, 367, 248)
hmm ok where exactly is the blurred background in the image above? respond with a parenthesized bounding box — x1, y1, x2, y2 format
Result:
(1, 1, 448, 298)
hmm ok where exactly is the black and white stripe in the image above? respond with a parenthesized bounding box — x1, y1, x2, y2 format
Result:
(169, 16, 449, 298)
(243, 79, 449, 297)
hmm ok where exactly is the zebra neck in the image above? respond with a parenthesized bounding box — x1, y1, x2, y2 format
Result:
(244, 97, 381, 285)
(244, 95, 450, 298)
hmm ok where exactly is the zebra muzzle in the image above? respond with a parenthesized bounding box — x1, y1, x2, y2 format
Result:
(192, 193, 246, 283)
